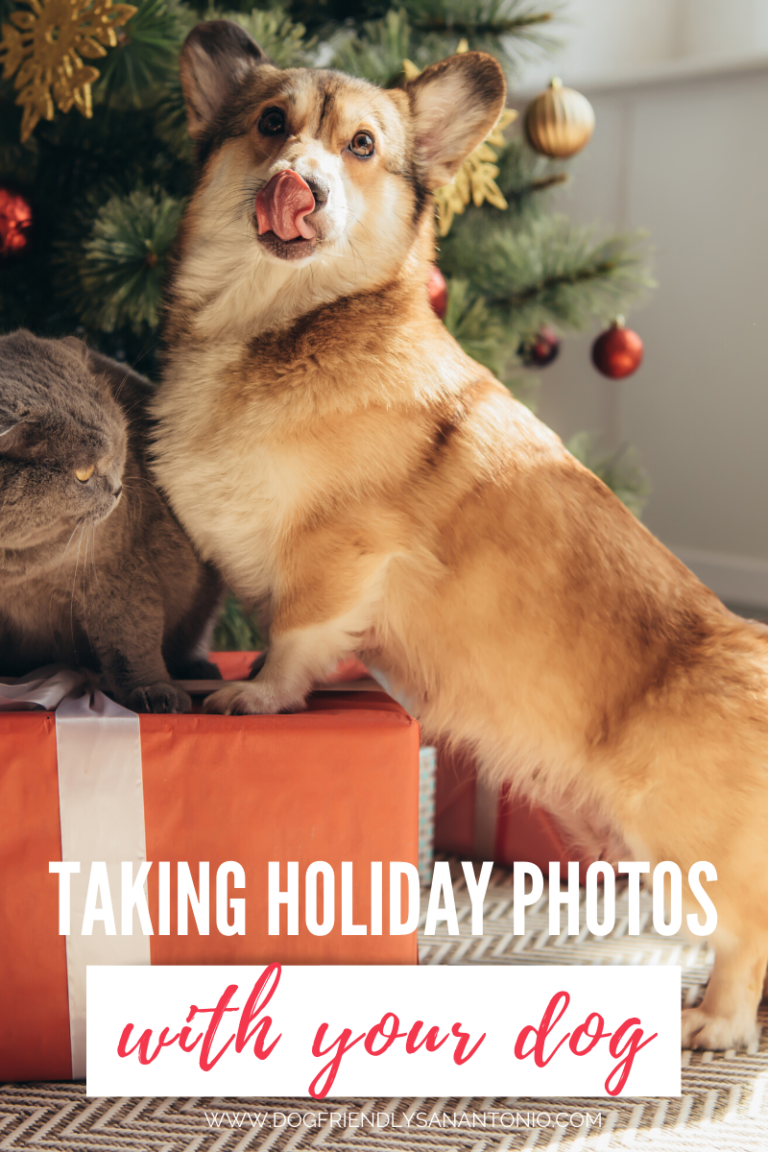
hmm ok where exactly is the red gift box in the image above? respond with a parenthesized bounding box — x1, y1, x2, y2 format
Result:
(434, 745, 592, 877)
(0, 655, 419, 1081)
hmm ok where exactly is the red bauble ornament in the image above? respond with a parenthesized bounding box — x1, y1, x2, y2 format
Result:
(519, 325, 560, 367)
(592, 317, 643, 379)
(427, 264, 448, 320)
(0, 188, 33, 257)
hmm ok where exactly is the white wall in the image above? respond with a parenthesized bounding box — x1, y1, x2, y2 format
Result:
(516, 1, 768, 607)
(523, 0, 768, 89)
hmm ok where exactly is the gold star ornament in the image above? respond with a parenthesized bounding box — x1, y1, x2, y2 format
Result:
(0, 0, 137, 142)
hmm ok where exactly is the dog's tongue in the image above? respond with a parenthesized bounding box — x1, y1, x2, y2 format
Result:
(256, 171, 316, 241)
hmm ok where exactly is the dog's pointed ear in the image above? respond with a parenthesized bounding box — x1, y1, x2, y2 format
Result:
(180, 20, 270, 140)
(407, 53, 506, 190)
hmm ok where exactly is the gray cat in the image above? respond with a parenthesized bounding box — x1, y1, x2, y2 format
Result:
(0, 330, 222, 711)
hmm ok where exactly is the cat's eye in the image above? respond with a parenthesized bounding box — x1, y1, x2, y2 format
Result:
(350, 131, 375, 158)
(259, 107, 286, 136)
(75, 464, 95, 483)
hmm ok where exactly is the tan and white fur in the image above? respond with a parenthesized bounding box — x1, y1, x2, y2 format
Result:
(153, 20, 768, 1050)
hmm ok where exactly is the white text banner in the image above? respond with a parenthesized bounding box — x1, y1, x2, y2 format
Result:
(87, 964, 681, 1098)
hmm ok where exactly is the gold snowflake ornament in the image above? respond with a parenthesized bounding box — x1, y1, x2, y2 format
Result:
(434, 107, 518, 236)
(0, 0, 137, 142)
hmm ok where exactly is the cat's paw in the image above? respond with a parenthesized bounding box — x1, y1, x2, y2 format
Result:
(681, 1006, 757, 1051)
(127, 682, 192, 714)
(202, 681, 299, 715)
(168, 658, 223, 680)
(248, 651, 268, 679)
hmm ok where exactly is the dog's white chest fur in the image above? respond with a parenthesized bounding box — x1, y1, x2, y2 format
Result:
(152, 348, 314, 601)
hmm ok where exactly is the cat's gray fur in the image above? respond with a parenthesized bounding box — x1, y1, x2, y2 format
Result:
(0, 329, 222, 711)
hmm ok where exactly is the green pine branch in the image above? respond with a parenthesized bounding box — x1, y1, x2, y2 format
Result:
(97, 0, 191, 111)
(56, 187, 186, 335)
(399, 0, 560, 69)
(400, 0, 554, 38)
(330, 9, 433, 86)
(439, 216, 654, 339)
(443, 278, 511, 377)
(213, 594, 265, 651)
(492, 137, 569, 219)
(330, 2, 559, 83)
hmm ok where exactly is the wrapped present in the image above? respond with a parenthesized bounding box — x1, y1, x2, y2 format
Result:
(434, 745, 592, 876)
(0, 656, 419, 1082)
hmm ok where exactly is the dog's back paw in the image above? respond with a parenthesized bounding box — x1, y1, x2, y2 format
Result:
(681, 1006, 758, 1051)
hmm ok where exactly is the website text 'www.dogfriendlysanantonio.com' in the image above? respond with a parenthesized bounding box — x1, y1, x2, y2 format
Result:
(47, 856, 717, 1097)
(203, 1107, 606, 1133)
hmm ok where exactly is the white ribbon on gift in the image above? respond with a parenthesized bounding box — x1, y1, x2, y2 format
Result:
(0, 666, 149, 1079)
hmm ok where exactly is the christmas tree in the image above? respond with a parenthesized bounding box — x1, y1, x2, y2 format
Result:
(0, 0, 653, 649)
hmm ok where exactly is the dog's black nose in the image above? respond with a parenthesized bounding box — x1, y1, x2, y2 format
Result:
(303, 175, 329, 208)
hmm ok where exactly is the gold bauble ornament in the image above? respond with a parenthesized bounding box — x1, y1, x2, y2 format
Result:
(0, 0, 136, 142)
(524, 77, 595, 160)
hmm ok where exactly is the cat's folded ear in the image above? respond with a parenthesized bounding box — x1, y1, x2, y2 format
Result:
(180, 20, 270, 140)
(59, 336, 88, 359)
(0, 419, 25, 457)
(0, 417, 48, 460)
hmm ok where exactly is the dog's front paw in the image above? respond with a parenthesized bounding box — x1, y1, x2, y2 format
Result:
(681, 1006, 758, 1051)
(127, 682, 192, 714)
(203, 681, 290, 715)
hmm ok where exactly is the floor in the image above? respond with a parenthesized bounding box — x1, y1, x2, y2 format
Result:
(1, 862, 766, 1150)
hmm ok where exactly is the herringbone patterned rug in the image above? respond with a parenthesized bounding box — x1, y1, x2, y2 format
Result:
(2, 861, 766, 1150)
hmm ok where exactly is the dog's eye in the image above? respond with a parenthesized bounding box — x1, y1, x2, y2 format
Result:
(75, 464, 95, 483)
(259, 108, 286, 136)
(350, 131, 375, 158)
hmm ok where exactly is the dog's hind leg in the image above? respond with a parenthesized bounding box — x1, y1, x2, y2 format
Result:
(681, 929, 768, 1049)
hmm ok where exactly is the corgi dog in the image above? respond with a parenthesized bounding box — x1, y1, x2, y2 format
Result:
(153, 19, 768, 1051)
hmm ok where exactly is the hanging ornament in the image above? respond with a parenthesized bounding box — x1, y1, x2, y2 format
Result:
(524, 78, 595, 160)
(592, 317, 644, 379)
(427, 265, 448, 320)
(0, 0, 137, 143)
(0, 187, 33, 257)
(518, 325, 560, 367)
